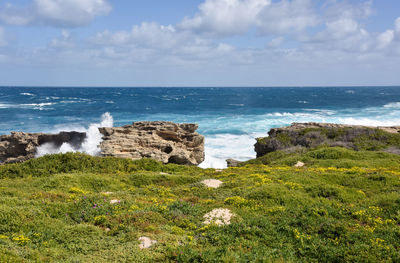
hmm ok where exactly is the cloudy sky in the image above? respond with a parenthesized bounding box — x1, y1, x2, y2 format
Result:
(0, 0, 399, 86)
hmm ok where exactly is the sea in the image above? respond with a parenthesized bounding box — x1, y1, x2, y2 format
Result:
(1, 86, 400, 168)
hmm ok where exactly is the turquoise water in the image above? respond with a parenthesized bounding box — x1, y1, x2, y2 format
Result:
(1, 86, 400, 168)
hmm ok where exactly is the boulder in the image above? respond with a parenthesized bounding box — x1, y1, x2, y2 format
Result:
(99, 121, 204, 165)
(226, 159, 243, 167)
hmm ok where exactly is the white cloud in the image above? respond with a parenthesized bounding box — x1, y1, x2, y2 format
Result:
(34, 0, 111, 27)
(323, 0, 373, 21)
(88, 22, 236, 66)
(0, 3, 33, 25)
(1, 0, 400, 86)
(179, 0, 271, 36)
(326, 18, 359, 38)
(299, 1, 376, 54)
(395, 17, 400, 33)
(268, 37, 284, 48)
(377, 30, 394, 50)
(0, 27, 6, 47)
(257, 0, 318, 35)
(50, 30, 75, 49)
(0, 0, 111, 27)
(92, 23, 190, 49)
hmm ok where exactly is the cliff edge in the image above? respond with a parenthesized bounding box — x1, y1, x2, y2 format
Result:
(255, 122, 400, 157)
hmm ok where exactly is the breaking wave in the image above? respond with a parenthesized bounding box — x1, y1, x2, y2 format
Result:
(36, 113, 113, 157)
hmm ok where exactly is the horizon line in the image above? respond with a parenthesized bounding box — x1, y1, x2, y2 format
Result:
(0, 85, 399, 88)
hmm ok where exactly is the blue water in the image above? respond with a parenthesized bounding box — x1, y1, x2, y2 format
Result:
(1, 86, 400, 168)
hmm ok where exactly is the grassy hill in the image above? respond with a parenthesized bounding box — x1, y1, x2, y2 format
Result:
(1, 149, 400, 262)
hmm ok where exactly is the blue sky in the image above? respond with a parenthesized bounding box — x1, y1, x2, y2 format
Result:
(0, 0, 399, 86)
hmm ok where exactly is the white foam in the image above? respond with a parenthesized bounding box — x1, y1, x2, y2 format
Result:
(80, 112, 113, 155)
(0, 102, 54, 109)
(35, 112, 114, 157)
(384, 102, 400, 108)
(199, 133, 261, 169)
(338, 117, 400, 127)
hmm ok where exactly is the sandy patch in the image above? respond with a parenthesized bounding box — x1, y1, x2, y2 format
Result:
(139, 236, 157, 249)
(203, 208, 233, 226)
(201, 179, 223, 188)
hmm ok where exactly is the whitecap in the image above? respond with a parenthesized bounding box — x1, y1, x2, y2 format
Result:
(383, 102, 400, 108)
(0, 102, 54, 109)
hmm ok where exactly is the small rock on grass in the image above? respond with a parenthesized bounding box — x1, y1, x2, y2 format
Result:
(110, 199, 120, 204)
(139, 237, 157, 249)
(201, 179, 223, 188)
(203, 208, 233, 226)
(294, 161, 305, 167)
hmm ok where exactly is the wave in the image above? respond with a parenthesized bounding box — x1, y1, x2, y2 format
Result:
(0, 102, 55, 109)
(199, 133, 261, 169)
(20, 93, 35, 96)
(36, 112, 114, 157)
(228, 104, 245, 107)
(384, 102, 400, 108)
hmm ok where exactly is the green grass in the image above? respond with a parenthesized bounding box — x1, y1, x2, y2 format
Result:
(257, 127, 400, 152)
(244, 146, 400, 169)
(1, 150, 400, 262)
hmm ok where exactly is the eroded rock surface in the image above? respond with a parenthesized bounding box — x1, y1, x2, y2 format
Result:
(0, 131, 86, 164)
(99, 121, 204, 165)
(203, 208, 234, 226)
(255, 122, 400, 157)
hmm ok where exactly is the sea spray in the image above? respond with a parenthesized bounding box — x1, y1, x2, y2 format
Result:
(80, 112, 113, 155)
(35, 112, 113, 157)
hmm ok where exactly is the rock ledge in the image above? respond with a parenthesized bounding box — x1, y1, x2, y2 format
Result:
(99, 121, 204, 165)
(255, 122, 400, 157)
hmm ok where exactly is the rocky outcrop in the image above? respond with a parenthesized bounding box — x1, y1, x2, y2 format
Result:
(226, 159, 243, 167)
(255, 122, 400, 157)
(0, 131, 86, 164)
(99, 121, 204, 165)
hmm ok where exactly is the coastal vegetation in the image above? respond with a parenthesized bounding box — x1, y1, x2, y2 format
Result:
(1, 148, 400, 262)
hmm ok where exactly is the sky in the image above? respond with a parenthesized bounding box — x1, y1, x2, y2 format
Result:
(0, 0, 399, 87)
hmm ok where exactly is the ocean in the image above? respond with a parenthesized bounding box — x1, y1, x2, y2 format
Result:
(1, 86, 400, 168)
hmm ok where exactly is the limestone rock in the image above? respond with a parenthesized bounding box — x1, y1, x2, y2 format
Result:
(226, 158, 243, 167)
(99, 121, 205, 165)
(138, 237, 157, 249)
(0, 131, 86, 164)
(201, 179, 223, 188)
(294, 161, 305, 168)
(203, 208, 234, 226)
(255, 122, 400, 158)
